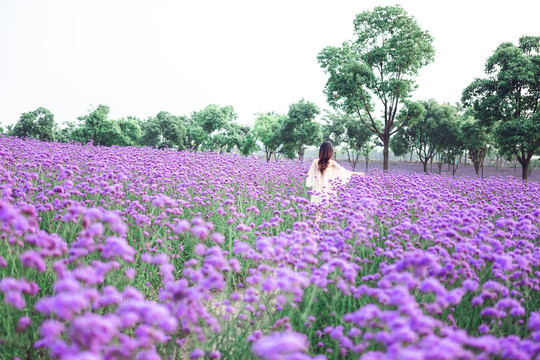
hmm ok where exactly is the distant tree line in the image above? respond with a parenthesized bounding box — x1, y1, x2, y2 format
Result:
(1, 99, 324, 161)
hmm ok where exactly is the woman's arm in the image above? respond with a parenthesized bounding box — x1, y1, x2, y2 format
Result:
(352, 171, 365, 176)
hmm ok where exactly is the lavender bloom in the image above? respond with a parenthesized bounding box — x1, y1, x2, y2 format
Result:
(101, 236, 136, 262)
(20, 250, 47, 272)
(252, 331, 309, 360)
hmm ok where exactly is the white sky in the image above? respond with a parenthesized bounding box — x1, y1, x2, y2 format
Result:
(0, 0, 539, 128)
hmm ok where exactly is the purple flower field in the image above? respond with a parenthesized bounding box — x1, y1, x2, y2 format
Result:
(1, 136, 539, 360)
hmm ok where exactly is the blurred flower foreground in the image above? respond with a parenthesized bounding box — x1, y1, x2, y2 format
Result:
(0, 136, 539, 360)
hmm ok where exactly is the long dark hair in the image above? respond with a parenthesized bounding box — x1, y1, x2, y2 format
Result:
(318, 141, 333, 175)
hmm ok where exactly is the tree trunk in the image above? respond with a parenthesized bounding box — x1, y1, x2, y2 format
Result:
(422, 160, 428, 173)
(430, 158, 433, 173)
(473, 161, 480, 176)
(496, 155, 499, 170)
(522, 162, 529, 181)
(383, 137, 390, 171)
(409, 151, 413, 163)
(365, 156, 369, 172)
(438, 162, 443, 175)
(452, 162, 459, 177)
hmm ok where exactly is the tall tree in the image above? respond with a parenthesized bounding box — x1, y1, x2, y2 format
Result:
(318, 5, 434, 170)
(12, 107, 56, 140)
(281, 98, 322, 160)
(462, 36, 540, 181)
(253, 112, 286, 162)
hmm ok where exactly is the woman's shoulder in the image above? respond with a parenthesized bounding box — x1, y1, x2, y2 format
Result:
(329, 159, 339, 167)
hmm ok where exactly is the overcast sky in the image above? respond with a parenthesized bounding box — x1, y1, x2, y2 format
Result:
(0, 0, 539, 127)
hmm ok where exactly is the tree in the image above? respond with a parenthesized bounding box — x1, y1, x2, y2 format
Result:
(117, 117, 142, 146)
(462, 36, 540, 181)
(12, 107, 56, 140)
(156, 112, 187, 149)
(139, 112, 186, 150)
(212, 123, 251, 154)
(281, 98, 322, 159)
(253, 112, 286, 162)
(433, 110, 462, 175)
(391, 100, 462, 173)
(459, 111, 490, 176)
(139, 118, 162, 148)
(318, 5, 434, 170)
(192, 104, 238, 152)
(77, 104, 110, 145)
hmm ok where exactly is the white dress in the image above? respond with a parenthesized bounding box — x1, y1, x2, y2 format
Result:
(305, 159, 353, 205)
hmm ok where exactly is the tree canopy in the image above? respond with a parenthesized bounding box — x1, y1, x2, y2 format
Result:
(12, 107, 56, 141)
(281, 99, 322, 160)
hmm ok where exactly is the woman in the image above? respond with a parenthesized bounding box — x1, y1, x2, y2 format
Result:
(306, 141, 365, 205)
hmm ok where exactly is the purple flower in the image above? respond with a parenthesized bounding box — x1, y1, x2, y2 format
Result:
(17, 316, 31, 331)
(20, 250, 47, 272)
(190, 348, 205, 359)
(101, 236, 136, 262)
(125, 267, 136, 280)
(252, 331, 309, 360)
(174, 219, 191, 234)
(529, 312, 540, 331)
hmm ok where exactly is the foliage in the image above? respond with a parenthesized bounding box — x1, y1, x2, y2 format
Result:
(184, 116, 208, 151)
(253, 112, 286, 162)
(462, 36, 540, 180)
(117, 118, 142, 146)
(139, 112, 187, 150)
(76, 104, 111, 145)
(11, 107, 56, 141)
(459, 110, 490, 175)
(391, 100, 462, 173)
(318, 5, 435, 170)
(281, 98, 322, 159)
(323, 111, 375, 168)
(192, 104, 245, 153)
(240, 131, 259, 156)
(322, 111, 348, 156)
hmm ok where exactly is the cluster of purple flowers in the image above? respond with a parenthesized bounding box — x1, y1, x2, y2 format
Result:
(0, 136, 539, 359)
